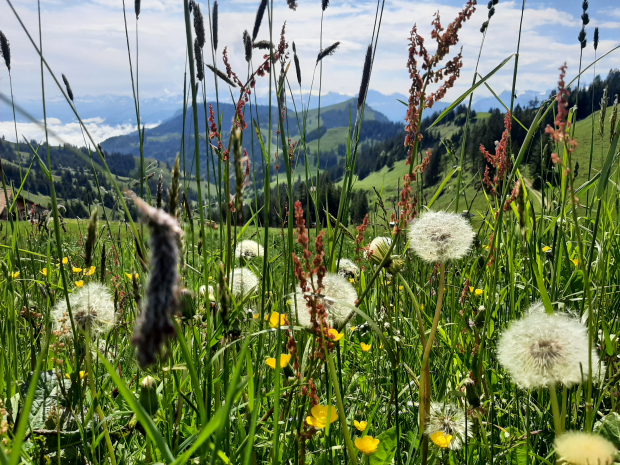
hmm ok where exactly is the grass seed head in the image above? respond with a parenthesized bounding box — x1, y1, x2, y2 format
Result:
(62, 74, 74, 101)
(212, 1, 219, 51)
(316, 42, 340, 64)
(193, 2, 206, 48)
(0, 30, 10, 71)
(194, 38, 205, 81)
(135, 0, 141, 19)
(358, 45, 372, 110)
(407, 211, 475, 264)
(243, 30, 252, 62)
(252, 0, 268, 41)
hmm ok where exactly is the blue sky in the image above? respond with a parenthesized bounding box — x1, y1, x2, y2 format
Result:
(1, 0, 620, 143)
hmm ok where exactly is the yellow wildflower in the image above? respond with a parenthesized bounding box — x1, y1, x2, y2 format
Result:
(73, 267, 83, 273)
(349, 278, 355, 283)
(430, 431, 453, 449)
(11, 271, 20, 279)
(266, 354, 292, 370)
(474, 289, 483, 296)
(355, 436, 380, 455)
(252, 313, 260, 320)
(350, 326, 357, 332)
(571, 258, 579, 266)
(399, 285, 404, 291)
(268, 312, 288, 328)
(354, 420, 367, 432)
(306, 405, 338, 429)
(84, 266, 96, 276)
(542, 246, 551, 252)
(126, 273, 139, 280)
(62, 257, 68, 265)
(40, 268, 48, 276)
(66, 371, 87, 380)
(469, 286, 474, 293)
(75, 280, 84, 288)
(360, 343, 372, 352)
(328, 329, 344, 342)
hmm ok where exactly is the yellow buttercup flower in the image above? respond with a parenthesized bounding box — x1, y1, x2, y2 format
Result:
(66, 371, 87, 380)
(72, 267, 83, 273)
(126, 273, 139, 280)
(571, 258, 579, 266)
(268, 312, 288, 328)
(469, 286, 474, 293)
(75, 280, 84, 288)
(350, 326, 356, 332)
(252, 313, 260, 320)
(355, 436, 380, 455)
(542, 246, 551, 252)
(40, 268, 48, 276)
(306, 405, 338, 429)
(354, 420, 367, 432)
(84, 266, 96, 276)
(62, 257, 68, 265)
(11, 271, 20, 278)
(328, 329, 344, 342)
(360, 343, 372, 352)
(474, 289, 483, 296)
(430, 431, 453, 449)
(349, 278, 355, 283)
(399, 285, 404, 291)
(266, 354, 292, 370)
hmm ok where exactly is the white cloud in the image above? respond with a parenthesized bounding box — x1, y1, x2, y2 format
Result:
(0, 119, 156, 146)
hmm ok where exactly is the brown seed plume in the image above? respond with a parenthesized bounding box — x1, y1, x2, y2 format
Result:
(293, 42, 301, 86)
(193, 3, 206, 49)
(194, 38, 205, 81)
(253, 40, 272, 50)
(129, 192, 183, 368)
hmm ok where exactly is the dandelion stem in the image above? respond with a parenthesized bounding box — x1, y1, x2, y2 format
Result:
(419, 261, 446, 458)
(549, 384, 563, 435)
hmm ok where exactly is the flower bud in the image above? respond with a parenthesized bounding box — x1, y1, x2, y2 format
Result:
(139, 376, 159, 416)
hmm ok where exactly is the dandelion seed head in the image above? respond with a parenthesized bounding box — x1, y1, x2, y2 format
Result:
(426, 402, 471, 450)
(555, 432, 616, 465)
(365, 236, 392, 263)
(235, 240, 264, 261)
(408, 211, 475, 263)
(291, 273, 357, 328)
(52, 283, 115, 338)
(337, 258, 359, 279)
(230, 267, 259, 297)
(497, 303, 603, 389)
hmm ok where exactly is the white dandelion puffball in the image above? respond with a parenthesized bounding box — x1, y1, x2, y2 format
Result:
(337, 258, 359, 279)
(497, 303, 602, 389)
(235, 240, 264, 261)
(52, 282, 115, 338)
(199, 285, 216, 301)
(555, 432, 617, 465)
(407, 211, 475, 263)
(230, 267, 259, 298)
(365, 236, 392, 263)
(426, 402, 471, 451)
(290, 273, 357, 328)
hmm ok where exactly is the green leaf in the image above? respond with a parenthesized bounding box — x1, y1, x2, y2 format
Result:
(594, 412, 620, 449)
(369, 426, 397, 465)
(20, 371, 70, 430)
(597, 119, 620, 199)
(427, 167, 459, 209)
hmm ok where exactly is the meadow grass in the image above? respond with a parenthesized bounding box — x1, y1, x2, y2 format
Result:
(1, 0, 620, 464)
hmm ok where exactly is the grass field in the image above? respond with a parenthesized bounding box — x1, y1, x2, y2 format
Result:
(1, 1, 620, 465)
